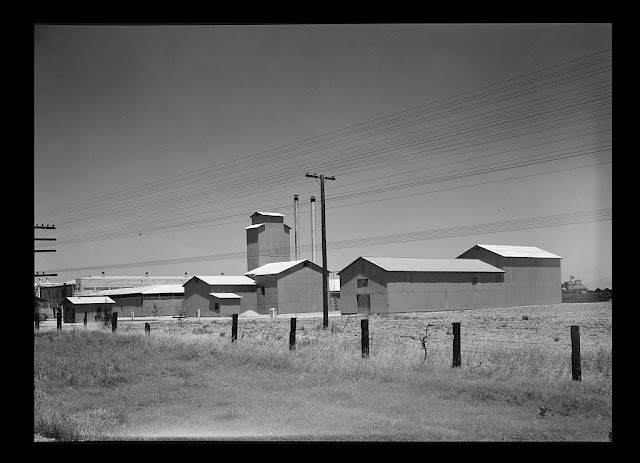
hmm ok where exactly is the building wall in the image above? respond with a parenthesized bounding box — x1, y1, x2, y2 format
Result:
(38, 284, 74, 320)
(143, 295, 184, 317)
(457, 247, 561, 306)
(276, 265, 324, 314)
(183, 278, 257, 317)
(339, 258, 388, 315)
(386, 271, 505, 312)
(108, 295, 143, 318)
(74, 276, 188, 295)
(254, 275, 279, 314)
(70, 303, 115, 323)
(217, 299, 243, 316)
(246, 223, 291, 272)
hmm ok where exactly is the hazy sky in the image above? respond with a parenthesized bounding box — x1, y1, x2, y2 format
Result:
(34, 24, 612, 289)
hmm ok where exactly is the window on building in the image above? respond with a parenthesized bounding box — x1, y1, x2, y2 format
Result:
(357, 278, 369, 288)
(214, 302, 220, 312)
(261, 287, 265, 295)
(471, 277, 478, 286)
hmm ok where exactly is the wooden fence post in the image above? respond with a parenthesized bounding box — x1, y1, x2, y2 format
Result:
(112, 312, 118, 333)
(289, 317, 297, 351)
(452, 322, 461, 368)
(232, 314, 238, 342)
(361, 319, 369, 358)
(57, 309, 62, 331)
(145, 322, 150, 335)
(84, 312, 87, 327)
(34, 313, 40, 331)
(571, 325, 581, 381)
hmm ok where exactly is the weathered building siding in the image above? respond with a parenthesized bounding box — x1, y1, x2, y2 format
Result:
(386, 272, 505, 312)
(69, 303, 113, 323)
(246, 213, 291, 272)
(108, 295, 143, 317)
(254, 275, 279, 314)
(142, 295, 184, 317)
(183, 278, 257, 317)
(251, 262, 324, 314)
(457, 247, 561, 307)
(276, 265, 323, 314)
(339, 258, 388, 315)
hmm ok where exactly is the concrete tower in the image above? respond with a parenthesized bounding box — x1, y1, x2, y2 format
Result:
(246, 212, 291, 272)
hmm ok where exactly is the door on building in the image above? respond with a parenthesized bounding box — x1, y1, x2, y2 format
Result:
(357, 294, 370, 314)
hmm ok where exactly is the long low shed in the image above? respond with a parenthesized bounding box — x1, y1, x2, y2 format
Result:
(65, 296, 116, 323)
(339, 257, 506, 314)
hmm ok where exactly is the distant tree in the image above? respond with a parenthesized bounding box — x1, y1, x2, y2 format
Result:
(595, 288, 602, 293)
(604, 288, 611, 292)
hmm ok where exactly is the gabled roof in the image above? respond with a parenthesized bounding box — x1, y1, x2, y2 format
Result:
(251, 212, 284, 217)
(245, 223, 265, 230)
(188, 275, 257, 286)
(341, 257, 505, 273)
(209, 293, 242, 299)
(140, 285, 184, 294)
(471, 244, 562, 259)
(66, 296, 115, 305)
(245, 259, 321, 276)
(91, 284, 185, 296)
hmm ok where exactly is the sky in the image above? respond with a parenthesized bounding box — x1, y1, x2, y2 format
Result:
(34, 24, 612, 289)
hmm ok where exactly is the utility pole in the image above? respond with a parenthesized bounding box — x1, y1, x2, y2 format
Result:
(305, 172, 335, 329)
(34, 224, 57, 277)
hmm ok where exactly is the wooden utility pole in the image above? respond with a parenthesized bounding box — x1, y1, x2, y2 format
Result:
(305, 173, 335, 329)
(34, 225, 57, 276)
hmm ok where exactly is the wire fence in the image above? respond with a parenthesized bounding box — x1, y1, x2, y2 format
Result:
(36, 309, 612, 381)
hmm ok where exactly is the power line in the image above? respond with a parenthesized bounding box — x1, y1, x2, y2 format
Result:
(41, 208, 611, 274)
(36, 51, 611, 221)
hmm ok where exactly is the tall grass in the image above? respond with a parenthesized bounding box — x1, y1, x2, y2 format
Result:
(34, 325, 612, 440)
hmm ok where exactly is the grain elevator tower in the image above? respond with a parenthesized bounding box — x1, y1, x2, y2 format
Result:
(246, 212, 291, 272)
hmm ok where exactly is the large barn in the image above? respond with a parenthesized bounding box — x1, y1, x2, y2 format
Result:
(339, 257, 505, 315)
(456, 244, 562, 307)
(245, 259, 325, 314)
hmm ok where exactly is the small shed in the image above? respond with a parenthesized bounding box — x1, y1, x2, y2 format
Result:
(183, 275, 257, 317)
(339, 257, 505, 315)
(209, 293, 243, 316)
(245, 259, 324, 314)
(65, 296, 116, 323)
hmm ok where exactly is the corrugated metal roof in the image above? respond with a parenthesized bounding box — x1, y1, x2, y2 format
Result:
(141, 285, 184, 294)
(245, 260, 309, 276)
(193, 275, 257, 286)
(474, 244, 563, 259)
(245, 223, 265, 230)
(358, 257, 505, 273)
(66, 296, 115, 305)
(209, 293, 242, 299)
(252, 212, 284, 217)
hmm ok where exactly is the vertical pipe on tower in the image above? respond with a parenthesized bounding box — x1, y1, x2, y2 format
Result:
(294, 195, 300, 260)
(311, 196, 317, 263)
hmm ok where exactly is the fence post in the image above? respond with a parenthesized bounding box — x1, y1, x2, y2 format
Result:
(84, 312, 87, 327)
(361, 319, 369, 358)
(57, 309, 62, 331)
(571, 325, 581, 381)
(452, 322, 461, 368)
(34, 313, 40, 331)
(232, 314, 238, 342)
(290, 317, 297, 351)
(112, 312, 118, 333)
(132, 311, 134, 321)
(145, 322, 150, 335)
(197, 309, 200, 320)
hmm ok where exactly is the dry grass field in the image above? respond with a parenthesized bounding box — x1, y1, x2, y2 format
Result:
(34, 302, 612, 442)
